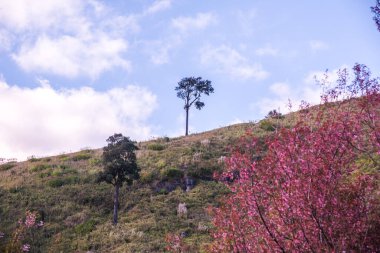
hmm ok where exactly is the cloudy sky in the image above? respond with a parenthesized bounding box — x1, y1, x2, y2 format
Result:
(0, 0, 379, 160)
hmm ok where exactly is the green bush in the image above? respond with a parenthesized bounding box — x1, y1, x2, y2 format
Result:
(28, 156, 41, 162)
(48, 178, 65, 188)
(30, 164, 49, 172)
(47, 176, 80, 188)
(140, 171, 157, 184)
(0, 162, 17, 171)
(147, 143, 165, 151)
(160, 167, 184, 180)
(39, 172, 51, 178)
(75, 219, 96, 235)
(189, 166, 217, 180)
(259, 119, 276, 131)
(72, 153, 92, 161)
(89, 158, 102, 166)
(156, 159, 166, 169)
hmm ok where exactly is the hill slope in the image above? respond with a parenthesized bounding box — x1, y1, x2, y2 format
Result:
(0, 119, 289, 252)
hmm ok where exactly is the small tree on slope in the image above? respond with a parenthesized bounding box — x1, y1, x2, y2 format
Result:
(209, 64, 380, 252)
(97, 133, 139, 225)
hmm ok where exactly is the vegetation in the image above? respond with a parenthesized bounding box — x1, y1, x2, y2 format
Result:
(372, 0, 380, 31)
(208, 64, 380, 252)
(0, 66, 379, 252)
(0, 121, 258, 252)
(97, 134, 140, 225)
(175, 76, 214, 136)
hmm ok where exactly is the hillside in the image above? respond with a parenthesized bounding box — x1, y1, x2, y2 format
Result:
(0, 117, 291, 253)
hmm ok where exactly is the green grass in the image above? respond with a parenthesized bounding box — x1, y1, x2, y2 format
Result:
(0, 122, 272, 252)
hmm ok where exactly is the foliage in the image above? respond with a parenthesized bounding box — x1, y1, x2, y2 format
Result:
(97, 133, 139, 225)
(210, 64, 380, 252)
(147, 143, 165, 151)
(0, 210, 44, 253)
(97, 134, 139, 187)
(0, 162, 17, 171)
(30, 164, 49, 172)
(48, 176, 80, 188)
(72, 152, 92, 161)
(27, 156, 41, 162)
(265, 109, 284, 119)
(372, 0, 380, 32)
(161, 167, 184, 180)
(75, 219, 96, 235)
(259, 119, 277, 131)
(175, 76, 214, 136)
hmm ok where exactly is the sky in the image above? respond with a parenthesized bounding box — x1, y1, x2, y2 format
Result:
(0, 0, 379, 161)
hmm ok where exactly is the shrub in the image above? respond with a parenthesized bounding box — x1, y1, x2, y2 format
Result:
(30, 164, 49, 172)
(72, 153, 92, 161)
(48, 178, 65, 188)
(265, 109, 284, 119)
(210, 64, 380, 252)
(47, 176, 80, 188)
(75, 219, 96, 235)
(189, 167, 215, 180)
(89, 158, 102, 166)
(0, 162, 16, 171)
(28, 156, 41, 162)
(140, 171, 157, 184)
(147, 143, 165, 151)
(156, 159, 166, 169)
(160, 168, 184, 180)
(259, 119, 276, 131)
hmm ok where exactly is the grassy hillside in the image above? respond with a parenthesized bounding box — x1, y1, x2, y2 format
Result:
(0, 117, 293, 253)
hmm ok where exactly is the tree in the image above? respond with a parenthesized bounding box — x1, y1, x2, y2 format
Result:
(175, 77, 214, 136)
(97, 133, 139, 225)
(372, 0, 380, 31)
(209, 64, 380, 252)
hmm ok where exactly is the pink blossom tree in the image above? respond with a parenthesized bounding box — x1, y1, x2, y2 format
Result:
(209, 64, 380, 252)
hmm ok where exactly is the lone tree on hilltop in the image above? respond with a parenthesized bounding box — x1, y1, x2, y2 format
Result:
(97, 133, 139, 225)
(175, 77, 214, 136)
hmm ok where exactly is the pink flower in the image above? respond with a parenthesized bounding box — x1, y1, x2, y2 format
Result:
(22, 244, 30, 252)
(24, 211, 36, 228)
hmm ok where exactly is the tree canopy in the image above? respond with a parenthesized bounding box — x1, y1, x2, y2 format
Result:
(175, 77, 214, 136)
(97, 133, 139, 224)
(372, 0, 380, 31)
(98, 133, 139, 187)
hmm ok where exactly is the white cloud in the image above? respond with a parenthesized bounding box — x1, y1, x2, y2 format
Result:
(252, 66, 349, 116)
(309, 40, 329, 51)
(144, 0, 172, 15)
(251, 80, 320, 116)
(200, 45, 269, 80)
(0, 0, 85, 32)
(0, 0, 133, 79)
(12, 34, 130, 78)
(171, 12, 217, 33)
(269, 82, 290, 97)
(255, 45, 278, 56)
(0, 79, 157, 161)
(143, 35, 182, 65)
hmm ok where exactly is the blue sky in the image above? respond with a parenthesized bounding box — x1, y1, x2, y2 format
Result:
(0, 0, 379, 160)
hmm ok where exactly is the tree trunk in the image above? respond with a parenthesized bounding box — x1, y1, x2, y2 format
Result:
(113, 184, 119, 225)
(185, 106, 189, 136)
